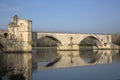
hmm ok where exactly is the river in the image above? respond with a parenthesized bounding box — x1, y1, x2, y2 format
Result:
(0, 48, 120, 80)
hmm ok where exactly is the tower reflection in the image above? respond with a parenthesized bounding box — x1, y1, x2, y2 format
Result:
(0, 53, 32, 80)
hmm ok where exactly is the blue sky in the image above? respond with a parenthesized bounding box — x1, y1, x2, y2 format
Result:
(0, 0, 120, 33)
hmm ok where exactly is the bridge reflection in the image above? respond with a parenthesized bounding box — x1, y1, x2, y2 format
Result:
(37, 50, 119, 70)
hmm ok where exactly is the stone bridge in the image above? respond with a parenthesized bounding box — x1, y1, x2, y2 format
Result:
(0, 31, 118, 51)
(33, 32, 115, 50)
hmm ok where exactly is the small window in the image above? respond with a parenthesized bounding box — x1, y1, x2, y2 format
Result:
(70, 37, 73, 40)
(104, 43, 107, 46)
(70, 37, 73, 42)
(21, 34, 22, 37)
(20, 23, 22, 25)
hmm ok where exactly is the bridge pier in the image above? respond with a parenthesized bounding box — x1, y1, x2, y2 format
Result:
(57, 44, 80, 51)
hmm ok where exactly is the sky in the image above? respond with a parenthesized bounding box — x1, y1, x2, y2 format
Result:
(0, 0, 120, 33)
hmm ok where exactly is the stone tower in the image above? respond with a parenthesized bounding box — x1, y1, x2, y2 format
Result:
(8, 15, 32, 51)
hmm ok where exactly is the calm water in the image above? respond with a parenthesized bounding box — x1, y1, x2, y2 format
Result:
(0, 53, 32, 80)
(0, 48, 120, 80)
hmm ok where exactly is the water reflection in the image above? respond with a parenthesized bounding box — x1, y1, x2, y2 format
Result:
(46, 51, 87, 68)
(0, 53, 32, 80)
(0, 49, 120, 80)
(80, 50, 116, 64)
(36, 50, 119, 70)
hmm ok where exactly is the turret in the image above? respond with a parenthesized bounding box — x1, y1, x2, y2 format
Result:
(12, 15, 19, 23)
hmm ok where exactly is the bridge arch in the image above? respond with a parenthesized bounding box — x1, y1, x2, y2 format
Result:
(79, 36, 103, 49)
(3, 33, 8, 38)
(35, 35, 63, 47)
